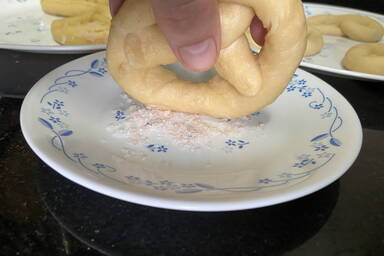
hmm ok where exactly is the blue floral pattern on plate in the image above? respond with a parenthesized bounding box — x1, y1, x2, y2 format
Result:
(123, 153, 335, 193)
(36, 56, 346, 194)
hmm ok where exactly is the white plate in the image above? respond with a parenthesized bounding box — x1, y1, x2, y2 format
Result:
(0, 0, 105, 54)
(20, 51, 362, 212)
(301, 3, 384, 81)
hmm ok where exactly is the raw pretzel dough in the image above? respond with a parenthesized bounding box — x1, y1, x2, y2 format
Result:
(41, 0, 111, 45)
(304, 13, 384, 68)
(342, 43, 384, 75)
(340, 15, 384, 42)
(305, 26, 324, 56)
(41, 0, 108, 17)
(307, 14, 384, 42)
(51, 10, 111, 45)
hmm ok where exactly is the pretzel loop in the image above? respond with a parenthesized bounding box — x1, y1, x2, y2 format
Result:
(107, 0, 307, 118)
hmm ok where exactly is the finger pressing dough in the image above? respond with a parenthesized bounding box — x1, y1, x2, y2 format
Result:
(107, 0, 307, 118)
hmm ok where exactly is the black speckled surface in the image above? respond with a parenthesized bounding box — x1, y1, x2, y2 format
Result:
(38, 167, 339, 256)
(1, 0, 384, 255)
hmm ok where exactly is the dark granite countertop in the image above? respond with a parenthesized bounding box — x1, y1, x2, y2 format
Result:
(1, 0, 384, 255)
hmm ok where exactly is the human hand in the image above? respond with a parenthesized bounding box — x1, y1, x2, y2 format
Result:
(109, 0, 266, 72)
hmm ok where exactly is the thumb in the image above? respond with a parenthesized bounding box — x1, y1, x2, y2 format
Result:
(150, 0, 221, 72)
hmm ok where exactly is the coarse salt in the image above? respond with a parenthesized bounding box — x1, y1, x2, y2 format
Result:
(107, 93, 265, 152)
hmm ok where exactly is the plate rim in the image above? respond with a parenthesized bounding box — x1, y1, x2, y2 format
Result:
(0, 43, 106, 54)
(300, 2, 384, 82)
(20, 51, 363, 212)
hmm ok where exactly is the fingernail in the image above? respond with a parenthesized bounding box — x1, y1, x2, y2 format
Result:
(178, 38, 217, 72)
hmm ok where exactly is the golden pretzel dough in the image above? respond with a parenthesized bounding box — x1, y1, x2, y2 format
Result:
(41, 0, 111, 46)
(342, 43, 384, 75)
(307, 14, 384, 42)
(307, 15, 344, 36)
(305, 26, 324, 56)
(51, 10, 111, 45)
(41, 0, 108, 17)
(107, 0, 306, 118)
(339, 15, 384, 42)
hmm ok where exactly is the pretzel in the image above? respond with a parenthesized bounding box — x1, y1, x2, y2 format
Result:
(342, 43, 384, 75)
(306, 15, 344, 37)
(307, 14, 384, 42)
(340, 15, 384, 42)
(51, 9, 111, 45)
(41, 0, 108, 17)
(107, 0, 306, 118)
(305, 26, 324, 56)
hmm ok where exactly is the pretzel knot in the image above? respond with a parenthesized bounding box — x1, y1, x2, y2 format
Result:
(107, 0, 307, 118)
